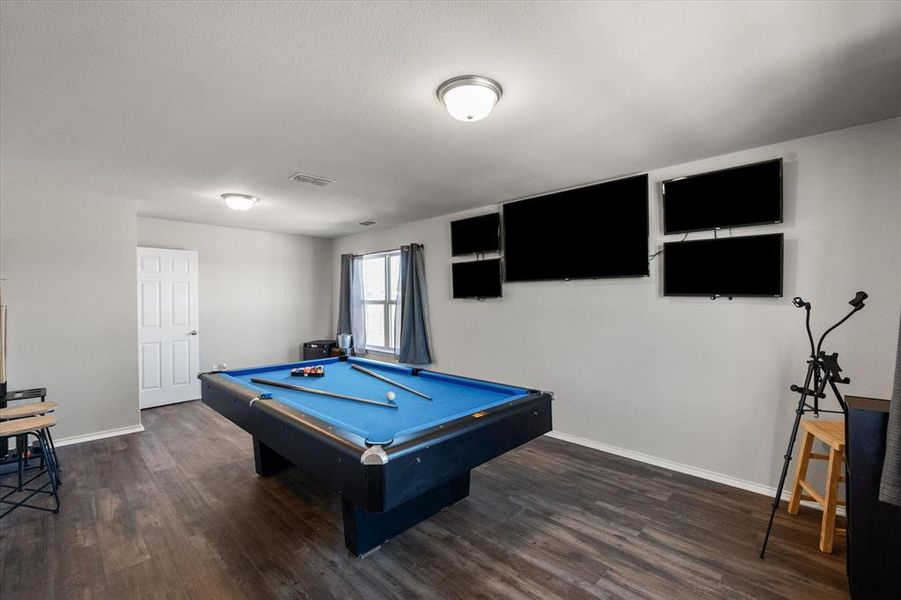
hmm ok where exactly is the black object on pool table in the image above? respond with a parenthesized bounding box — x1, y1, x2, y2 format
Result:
(350, 363, 432, 400)
(249, 377, 397, 409)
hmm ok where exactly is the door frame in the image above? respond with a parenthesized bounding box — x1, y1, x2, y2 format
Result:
(137, 247, 201, 409)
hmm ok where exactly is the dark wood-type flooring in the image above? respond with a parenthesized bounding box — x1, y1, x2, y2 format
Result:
(0, 401, 847, 599)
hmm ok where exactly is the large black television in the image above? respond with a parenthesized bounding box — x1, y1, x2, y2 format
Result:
(450, 213, 500, 256)
(662, 159, 782, 234)
(503, 174, 649, 281)
(663, 233, 783, 298)
(452, 259, 502, 299)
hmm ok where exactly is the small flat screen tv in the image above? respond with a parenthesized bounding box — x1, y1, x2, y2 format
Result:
(503, 174, 649, 281)
(663, 233, 783, 297)
(452, 259, 503, 299)
(450, 213, 500, 256)
(662, 159, 782, 234)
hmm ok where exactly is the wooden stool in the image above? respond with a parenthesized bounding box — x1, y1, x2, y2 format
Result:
(0, 401, 58, 420)
(787, 419, 845, 553)
(0, 401, 61, 484)
(0, 414, 60, 518)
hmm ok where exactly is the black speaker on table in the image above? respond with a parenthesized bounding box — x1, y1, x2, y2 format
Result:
(302, 340, 337, 361)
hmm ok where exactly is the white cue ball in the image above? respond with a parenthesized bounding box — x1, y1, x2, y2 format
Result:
(386, 391, 396, 401)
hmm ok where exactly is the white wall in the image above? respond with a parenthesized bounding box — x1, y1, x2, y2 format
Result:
(137, 218, 333, 371)
(332, 118, 901, 490)
(0, 188, 141, 441)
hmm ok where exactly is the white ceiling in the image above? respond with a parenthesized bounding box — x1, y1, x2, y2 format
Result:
(2, 1, 900, 238)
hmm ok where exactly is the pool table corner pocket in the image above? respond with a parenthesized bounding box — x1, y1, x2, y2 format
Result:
(361, 444, 389, 465)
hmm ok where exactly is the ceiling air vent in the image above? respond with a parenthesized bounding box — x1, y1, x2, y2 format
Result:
(289, 172, 334, 186)
(358, 221, 376, 226)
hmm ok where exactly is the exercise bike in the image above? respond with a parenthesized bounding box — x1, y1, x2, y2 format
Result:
(759, 291, 868, 559)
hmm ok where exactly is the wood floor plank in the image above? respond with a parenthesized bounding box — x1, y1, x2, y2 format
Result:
(0, 400, 847, 598)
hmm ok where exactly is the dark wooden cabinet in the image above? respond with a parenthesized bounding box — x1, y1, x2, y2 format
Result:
(846, 396, 901, 599)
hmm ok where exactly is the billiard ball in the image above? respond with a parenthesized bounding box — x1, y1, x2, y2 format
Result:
(386, 391, 396, 401)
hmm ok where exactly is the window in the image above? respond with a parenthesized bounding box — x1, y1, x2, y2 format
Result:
(362, 251, 400, 353)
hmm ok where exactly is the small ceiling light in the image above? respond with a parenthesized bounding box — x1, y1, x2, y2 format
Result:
(221, 193, 259, 211)
(437, 75, 503, 122)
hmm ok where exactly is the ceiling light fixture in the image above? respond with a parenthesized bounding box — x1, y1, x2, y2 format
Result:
(221, 193, 259, 211)
(437, 75, 503, 122)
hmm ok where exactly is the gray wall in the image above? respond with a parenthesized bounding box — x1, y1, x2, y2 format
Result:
(332, 117, 901, 490)
(137, 218, 333, 371)
(0, 188, 141, 441)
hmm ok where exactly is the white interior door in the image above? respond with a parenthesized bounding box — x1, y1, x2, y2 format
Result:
(137, 247, 200, 409)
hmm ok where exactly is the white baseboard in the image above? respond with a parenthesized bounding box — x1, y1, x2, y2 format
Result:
(54, 423, 145, 447)
(546, 430, 845, 516)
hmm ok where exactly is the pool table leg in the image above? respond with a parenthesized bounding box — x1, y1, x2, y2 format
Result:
(253, 437, 293, 476)
(341, 472, 471, 557)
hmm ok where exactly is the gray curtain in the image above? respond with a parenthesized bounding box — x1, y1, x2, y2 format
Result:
(879, 307, 901, 506)
(350, 256, 366, 354)
(336, 254, 352, 336)
(395, 244, 432, 365)
(336, 253, 366, 354)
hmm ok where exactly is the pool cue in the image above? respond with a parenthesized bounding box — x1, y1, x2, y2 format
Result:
(250, 377, 398, 409)
(350, 364, 432, 400)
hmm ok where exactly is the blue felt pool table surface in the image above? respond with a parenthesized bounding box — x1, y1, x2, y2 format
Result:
(222, 357, 531, 445)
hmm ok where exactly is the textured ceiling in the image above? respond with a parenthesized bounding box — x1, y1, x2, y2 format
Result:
(2, 1, 900, 237)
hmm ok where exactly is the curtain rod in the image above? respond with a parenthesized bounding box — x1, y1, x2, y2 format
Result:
(347, 243, 423, 259)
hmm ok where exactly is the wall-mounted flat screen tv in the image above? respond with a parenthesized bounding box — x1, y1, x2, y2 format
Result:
(450, 213, 500, 256)
(452, 259, 503, 299)
(662, 159, 782, 234)
(503, 174, 649, 281)
(663, 233, 783, 297)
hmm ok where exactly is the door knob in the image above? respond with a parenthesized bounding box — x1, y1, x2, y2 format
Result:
(190, 330, 198, 336)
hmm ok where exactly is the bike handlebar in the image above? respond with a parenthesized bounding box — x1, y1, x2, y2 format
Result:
(849, 291, 868, 308)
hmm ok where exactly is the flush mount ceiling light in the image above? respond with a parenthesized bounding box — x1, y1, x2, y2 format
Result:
(437, 75, 503, 122)
(221, 193, 259, 211)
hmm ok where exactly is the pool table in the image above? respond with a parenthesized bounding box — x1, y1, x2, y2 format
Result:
(199, 356, 553, 556)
